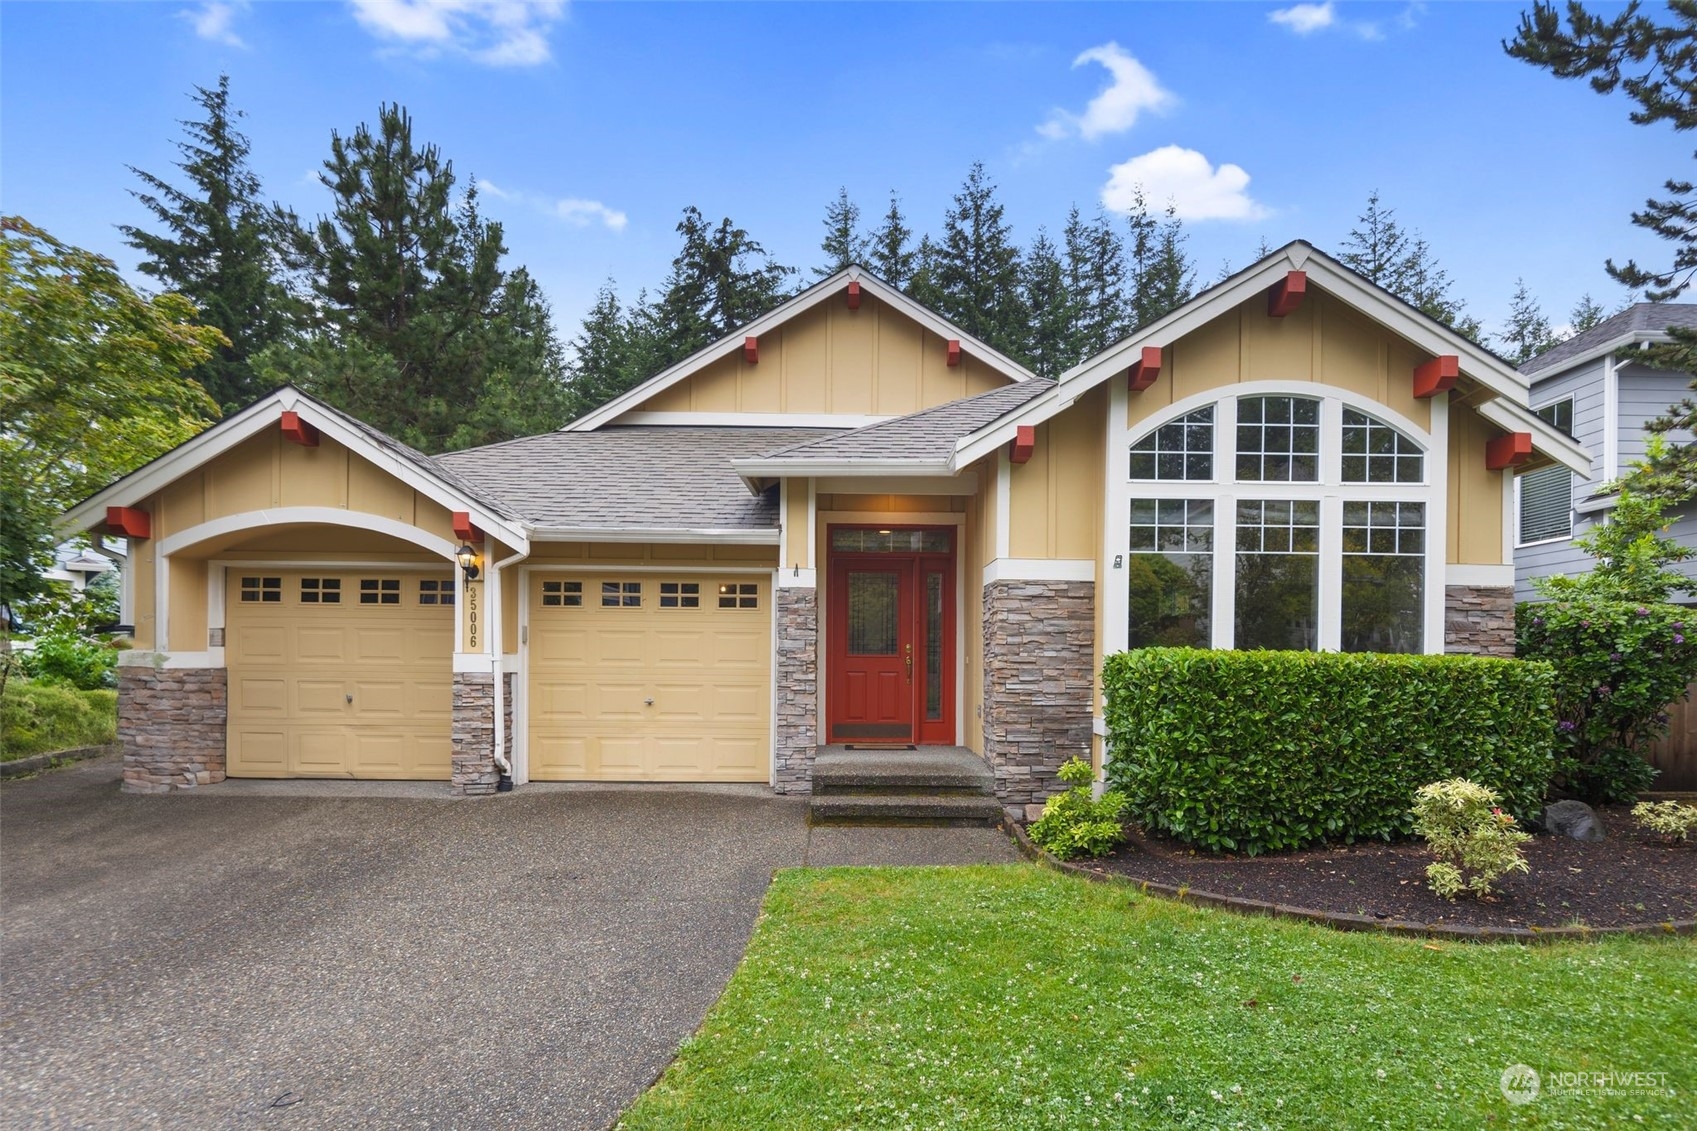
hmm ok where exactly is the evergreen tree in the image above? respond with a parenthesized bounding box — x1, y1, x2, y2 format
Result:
(119, 75, 292, 411)
(1497, 278, 1563, 365)
(924, 162, 1029, 359)
(1021, 228, 1075, 379)
(1124, 190, 1195, 329)
(1062, 206, 1130, 362)
(1508, 1, 1697, 502)
(563, 281, 638, 421)
(649, 206, 794, 370)
(867, 192, 918, 289)
(815, 187, 866, 278)
(1337, 191, 1483, 340)
(1569, 292, 1610, 334)
(270, 104, 567, 452)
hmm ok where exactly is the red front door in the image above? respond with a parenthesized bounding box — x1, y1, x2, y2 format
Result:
(826, 527, 955, 745)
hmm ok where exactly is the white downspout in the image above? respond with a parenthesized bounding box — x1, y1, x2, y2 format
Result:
(490, 543, 530, 779)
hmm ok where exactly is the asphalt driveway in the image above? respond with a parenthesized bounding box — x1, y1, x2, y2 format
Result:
(1, 756, 1017, 1129)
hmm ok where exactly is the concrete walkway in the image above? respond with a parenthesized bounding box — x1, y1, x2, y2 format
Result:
(0, 755, 1018, 1130)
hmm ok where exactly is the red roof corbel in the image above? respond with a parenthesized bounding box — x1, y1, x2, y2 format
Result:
(452, 512, 485, 543)
(1413, 355, 1459, 399)
(945, 339, 961, 367)
(743, 336, 759, 364)
(846, 280, 862, 310)
(280, 410, 319, 447)
(1127, 346, 1163, 392)
(106, 506, 151, 539)
(1485, 432, 1533, 471)
(1267, 270, 1307, 317)
(1009, 424, 1036, 465)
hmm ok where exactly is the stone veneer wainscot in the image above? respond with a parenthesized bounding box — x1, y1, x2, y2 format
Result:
(117, 661, 227, 793)
(1443, 585, 1516, 657)
(773, 586, 819, 794)
(451, 671, 514, 796)
(982, 579, 1096, 808)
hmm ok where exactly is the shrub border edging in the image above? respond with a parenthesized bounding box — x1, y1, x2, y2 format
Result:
(0, 743, 119, 780)
(1005, 821, 1695, 945)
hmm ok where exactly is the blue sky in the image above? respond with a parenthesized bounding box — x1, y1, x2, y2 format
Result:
(0, 1, 1675, 349)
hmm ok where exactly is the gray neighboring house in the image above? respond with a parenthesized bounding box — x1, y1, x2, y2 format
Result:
(1514, 303, 1697, 603)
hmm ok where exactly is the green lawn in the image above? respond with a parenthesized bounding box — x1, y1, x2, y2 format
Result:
(620, 865, 1693, 1130)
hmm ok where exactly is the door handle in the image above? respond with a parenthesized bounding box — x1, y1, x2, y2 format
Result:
(904, 643, 912, 682)
(345, 693, 354, 705)
(644, 697, 655, 706)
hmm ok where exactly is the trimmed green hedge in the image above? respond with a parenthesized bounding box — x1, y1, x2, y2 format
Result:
(1102, 649, 1556, 855)
(1, 680, 117, 760)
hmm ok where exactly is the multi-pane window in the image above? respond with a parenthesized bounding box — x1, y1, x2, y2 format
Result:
(239, 576, 281, 603)
(1234, 500, 1320, 651)
(1519, 398, 1574, 545)
(359, 578, 401, 605)
(419, 579, 454, 606)
(659, 582, 700, 608)
(1342, 409, 1424, 483)
(830, 529, 952, 553)
(300, 577, 341, 604)
(602, 581, 642, 608)
(1341, 501, 1425, 653)
(718, 582, 759, 609)
(1236, 396, 1320, 482)
(540, 580, 582, 607)
(1127, 500, 1212, 648)
(1129, 406, 1214, 481)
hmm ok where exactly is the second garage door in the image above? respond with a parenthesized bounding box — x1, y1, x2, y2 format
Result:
(528, 573, 770, 781)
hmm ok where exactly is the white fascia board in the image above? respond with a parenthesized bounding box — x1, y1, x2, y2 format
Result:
(1474, 398, 1593, 475)
(730, 457, 954, 479)
(527, 526, 779, 545)
(1524, 332, 1666, 384)
(57, 388, 530, 552)
(951, 386, 1070, 467)
(564, 268, 1038, 434)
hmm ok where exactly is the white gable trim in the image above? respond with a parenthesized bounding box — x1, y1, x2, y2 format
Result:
(158, 508, 459, 559)
(1473, 397, 1592, 475)
(564, 268, 1037, 434)
(58, 388, 529, 550)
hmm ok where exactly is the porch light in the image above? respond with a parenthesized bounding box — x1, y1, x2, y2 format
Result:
(457, 543, 482, 582)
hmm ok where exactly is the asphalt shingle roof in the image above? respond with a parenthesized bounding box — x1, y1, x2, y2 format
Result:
(434, 426, 844, 531)
(757, 379, 1056, 464)
(1520, 303, 1697, 376)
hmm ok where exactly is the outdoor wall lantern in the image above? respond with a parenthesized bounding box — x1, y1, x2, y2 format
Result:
(456, 543, 482, 583)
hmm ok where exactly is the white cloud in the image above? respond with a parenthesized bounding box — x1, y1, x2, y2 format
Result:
(181, 1, 247, 48)
(1268, 2, 1335, 34)
(476, 179, 626, 232)
(1039, 42, 1173, 141)
(1102, 146, 1269, 223)
(348, 0, 566, 67)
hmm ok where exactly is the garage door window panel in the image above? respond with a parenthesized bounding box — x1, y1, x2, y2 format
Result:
(240, 576, 281, 603)
(418, 579, 453, 606)
(541, 580, 582, 607)
(360, 578, 401, 605)
(300, 577, 341, 604)
(660, 582, 700, 609)
(603, 581, 642, 607)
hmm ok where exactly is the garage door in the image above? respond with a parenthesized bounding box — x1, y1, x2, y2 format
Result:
(528, 573, 771, 781)
(226, 570, 454, 778)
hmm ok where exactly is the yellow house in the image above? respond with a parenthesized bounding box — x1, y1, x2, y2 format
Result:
(63, 242, 1590, 805)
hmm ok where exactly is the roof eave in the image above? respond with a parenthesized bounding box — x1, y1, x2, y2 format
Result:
(528, 526, 778, 545)
(1473, 398, 1593, 476)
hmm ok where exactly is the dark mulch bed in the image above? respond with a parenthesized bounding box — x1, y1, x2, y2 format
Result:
(1082, 805, 1697, 930)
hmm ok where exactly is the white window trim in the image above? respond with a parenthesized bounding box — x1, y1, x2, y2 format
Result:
(1514, 395, 1576, 548)
(1106, 381, 1446, 657)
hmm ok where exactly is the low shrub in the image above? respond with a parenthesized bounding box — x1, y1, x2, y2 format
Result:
(1516, 599, 1697, 803)
(1102, 648, 1555, 855)
(1411, 778, 1532, 900)
(1631, 800, 1697, 843)
(1, 679, 117, 760)
(1028, 758, 1128, 860)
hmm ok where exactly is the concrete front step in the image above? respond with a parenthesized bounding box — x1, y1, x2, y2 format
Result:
(812, 745, 996, 795)
(808, 791, 1006, 827)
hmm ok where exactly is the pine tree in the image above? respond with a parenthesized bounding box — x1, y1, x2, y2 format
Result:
(1569, 293, 1609, 334)
(1063, 206, 1129, 363)
(269, 104, 567, 451)
(815, 187, 866, 278)
(563, 281, 637, 421)
(119, 75, 292, 411)
(1496, 278, 1564, 365)
(867, 192, 917, 289)
(925, 162, 1029, 359)
(1125, 191, 1195, 329)
(1022, 228, 1075, 379)
(650, 206, 794, 370)
(1338, 191, 1482, 340)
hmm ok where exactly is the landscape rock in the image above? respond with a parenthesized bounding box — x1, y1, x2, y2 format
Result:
(1543, 799, 1606, 841)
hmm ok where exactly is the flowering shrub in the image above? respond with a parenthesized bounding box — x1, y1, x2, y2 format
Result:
(1028, 757, 1129, 860)
(1631, 800, 1697, 843)
(1516, 600, 1697, 803)
(1411, 779, 1531, 900)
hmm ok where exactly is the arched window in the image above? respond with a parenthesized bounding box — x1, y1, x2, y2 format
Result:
(1123, 393, 1433, 654)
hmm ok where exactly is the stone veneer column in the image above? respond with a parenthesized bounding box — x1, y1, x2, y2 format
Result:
(118, 660, 228, 793)
(451, 671, 513, 796)
(981, 579, 1096, 808)
(1444, 585, 1516, 657)
(773, 586, 819, 795)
